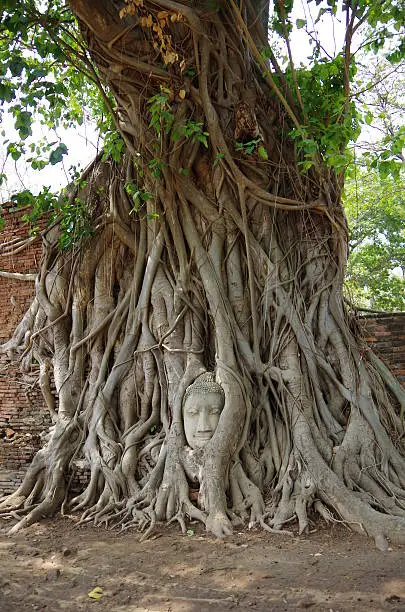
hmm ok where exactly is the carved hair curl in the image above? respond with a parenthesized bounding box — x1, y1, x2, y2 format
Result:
(183, 372, 225, 404)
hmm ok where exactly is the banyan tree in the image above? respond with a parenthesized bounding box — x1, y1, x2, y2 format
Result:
(1, 0, 405, 547)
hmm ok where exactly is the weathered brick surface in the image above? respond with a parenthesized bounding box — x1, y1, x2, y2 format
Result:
(0, 202, 44, 342)
(360, 313, 405, 388)
(0, 206, 404, 496)
(0, 203, 51, 494)
(0, 355, 51, 470)
(0, 469, 26, 495)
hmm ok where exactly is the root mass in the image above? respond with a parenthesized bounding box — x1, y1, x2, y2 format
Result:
(1, 0, 405, 546)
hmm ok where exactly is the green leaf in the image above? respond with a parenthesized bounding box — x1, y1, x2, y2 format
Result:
(49, 143, 68, 165)
(149, 158, 165, 178)
(0, 82, 15, 102)
(10, 189, 35, 207)
(140, 191, 153, 202)
(258, 145, 268, 160)
(213, 152, 225, 167)
(14, 110, 32, 139)
(365, 111, 373, 125)
(235, 137, 262, 156)
(296, 19, 306, 29)
(9, 56, 25, 77)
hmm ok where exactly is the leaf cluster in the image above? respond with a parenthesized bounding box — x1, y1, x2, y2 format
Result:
(125, 181, 155, 217)
(10, 183, 94, 250)
(147, 88, 209, 148)
(289, 56, 360, 172)
(0, 1, 99, 173)
(267, 0, 404, 175)
(235, 137, 268, 159)
(344, 168, 405, 311)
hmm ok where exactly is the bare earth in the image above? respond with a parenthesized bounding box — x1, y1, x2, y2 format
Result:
(0, 517, 404, 611)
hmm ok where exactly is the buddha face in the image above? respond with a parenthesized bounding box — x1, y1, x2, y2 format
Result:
(183, 391, 224, 450)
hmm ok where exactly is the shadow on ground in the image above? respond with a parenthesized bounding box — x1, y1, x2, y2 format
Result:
(1, 517, 405, 611)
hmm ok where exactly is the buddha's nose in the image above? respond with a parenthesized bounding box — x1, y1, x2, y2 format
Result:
(197, 408, 211, 432)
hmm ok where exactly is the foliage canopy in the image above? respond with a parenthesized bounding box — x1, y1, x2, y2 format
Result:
(1, 0, 404, 183)
(1, 0, 403, 303)
(345, 168, 405, 311)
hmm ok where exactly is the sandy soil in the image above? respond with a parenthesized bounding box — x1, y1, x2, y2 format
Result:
(1, 516, 405, 611)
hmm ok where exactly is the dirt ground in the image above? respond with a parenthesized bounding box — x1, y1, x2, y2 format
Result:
(0, 516, 404, 612)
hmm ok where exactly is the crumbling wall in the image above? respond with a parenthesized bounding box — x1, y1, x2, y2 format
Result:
(360, 313, 405, 388)
(0, 202, 43, 342)
(0, 203, 51, 494)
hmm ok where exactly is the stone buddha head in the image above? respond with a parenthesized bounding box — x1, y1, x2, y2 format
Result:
(182, 372, 225, 450)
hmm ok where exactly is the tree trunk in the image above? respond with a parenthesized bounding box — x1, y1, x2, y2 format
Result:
(1, 0, 405, 546)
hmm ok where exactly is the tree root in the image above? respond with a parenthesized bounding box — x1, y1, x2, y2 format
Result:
(1, 2, 405, 549)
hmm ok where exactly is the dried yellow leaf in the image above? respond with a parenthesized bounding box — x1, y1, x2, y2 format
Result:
(120, 5, 136, 18)
(163, 50, 178, 65)
(157, 11, 169, 19)
(179, 59, 186, 72)
(153, 23, 162, 36)
(178, 89, 186, 100)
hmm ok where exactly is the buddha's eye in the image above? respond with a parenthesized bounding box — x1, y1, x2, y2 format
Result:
(186, 409, 198, 415)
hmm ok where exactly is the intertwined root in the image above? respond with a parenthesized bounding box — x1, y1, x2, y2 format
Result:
(1, 0, 405, 545)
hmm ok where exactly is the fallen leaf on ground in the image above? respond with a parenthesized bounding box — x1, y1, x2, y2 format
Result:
(88, 586, 103, 600)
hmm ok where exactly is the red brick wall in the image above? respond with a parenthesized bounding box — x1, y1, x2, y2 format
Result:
(0, 202, 43, 342)
(0, 204, 51, 492)
(0, 356, 51, 468)
(360, 314, 405, 388)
